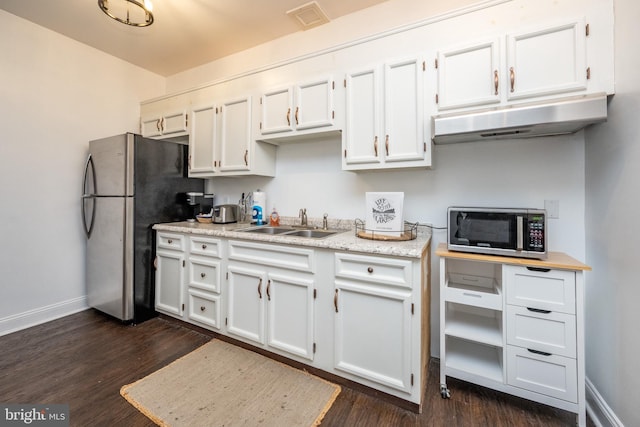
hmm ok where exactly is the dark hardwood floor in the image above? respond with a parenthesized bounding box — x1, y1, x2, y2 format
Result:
(0, 310, 591, 426)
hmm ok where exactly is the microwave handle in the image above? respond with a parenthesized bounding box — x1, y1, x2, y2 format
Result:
(516, 216, 523, 250)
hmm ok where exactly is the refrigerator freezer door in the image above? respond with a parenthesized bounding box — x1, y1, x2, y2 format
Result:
(87, 196, 134, 321)
(88, 134, 134, 197)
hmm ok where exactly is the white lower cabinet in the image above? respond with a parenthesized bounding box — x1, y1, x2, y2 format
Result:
(155, 233, 223, 330)
(333, 252, 414, 392)
(437, 245, 589, 426)
(154, 230, 430, 411)
(155, 233, 186, 316)
(227, 240, 316, 361)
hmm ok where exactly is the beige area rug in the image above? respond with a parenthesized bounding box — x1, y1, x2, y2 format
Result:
(120, 339, 341, 427)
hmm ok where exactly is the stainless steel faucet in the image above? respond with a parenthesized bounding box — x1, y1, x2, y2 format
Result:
(299, 208, 307, 226)
(322, 213, 328, 230)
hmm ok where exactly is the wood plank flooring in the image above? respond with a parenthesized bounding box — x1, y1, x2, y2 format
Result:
(0, 310, 591, 426)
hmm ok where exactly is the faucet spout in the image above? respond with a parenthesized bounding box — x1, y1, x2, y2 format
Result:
(299, 208, 308, 226)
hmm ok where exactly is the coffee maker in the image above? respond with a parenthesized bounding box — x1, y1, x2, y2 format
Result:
(177, 192, 214, 222)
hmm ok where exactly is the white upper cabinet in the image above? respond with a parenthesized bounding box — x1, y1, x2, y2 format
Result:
(436, 18, 590, 111)
(188, 103, 218, 176)
(140, 94, 190, 139)
(344, 57, 430, 171)
(258, 76, 337, 142)
(219, 96, 252, 173)
(187, 95, 276, 177)
(506, 19, 587, 101)
(436, 38, 501, 110)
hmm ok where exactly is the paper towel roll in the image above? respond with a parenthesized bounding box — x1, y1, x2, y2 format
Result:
(252, 191, 266, 225)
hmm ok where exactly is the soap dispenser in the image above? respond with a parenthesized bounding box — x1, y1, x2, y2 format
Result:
(269, 206, 280, 226)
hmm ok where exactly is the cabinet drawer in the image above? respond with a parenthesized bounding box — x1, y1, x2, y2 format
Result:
(335, 253, 412, 289)
(506, 305, 576, 358)
(188, 256, 221, 293)
(505, 265, 575, 314)
(188, 289, 221, 330)
(228, 240, 315, 273)
(506, 345, 577, 402)
(157, 232, 184, 251)
(190, 236, 222, 258)
(445, 273, 502, 310)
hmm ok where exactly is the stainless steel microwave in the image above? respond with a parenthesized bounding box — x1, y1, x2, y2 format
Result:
(447, 207, 547, 259)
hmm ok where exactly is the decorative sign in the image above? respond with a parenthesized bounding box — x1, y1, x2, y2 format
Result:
(365, 192, 404, 237)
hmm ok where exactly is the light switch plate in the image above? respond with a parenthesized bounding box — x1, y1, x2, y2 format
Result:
(545, 199, 560, 219)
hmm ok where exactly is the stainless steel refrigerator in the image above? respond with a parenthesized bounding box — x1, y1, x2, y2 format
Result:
(82, 133, 204, 323)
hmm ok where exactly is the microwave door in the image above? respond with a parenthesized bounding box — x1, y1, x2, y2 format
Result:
(452, 212, 518, 249)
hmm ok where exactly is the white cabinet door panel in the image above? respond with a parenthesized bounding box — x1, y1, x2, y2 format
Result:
(267, 273, 315, 360)
(344, 66, 381, 166)
(334, 280, 412, 392)
(507, 19, 587, 100)
(227, 265, 266, 344)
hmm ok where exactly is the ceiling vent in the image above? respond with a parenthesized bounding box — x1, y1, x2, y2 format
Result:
(286, 1, 330, 30)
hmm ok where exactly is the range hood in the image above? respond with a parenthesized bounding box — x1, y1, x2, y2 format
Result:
(431, 93, 608, 145)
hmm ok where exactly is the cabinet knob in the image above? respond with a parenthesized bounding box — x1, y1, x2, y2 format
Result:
(202, 244, 207, 249)
(167, 239, 173, 244)
(200, 272, 206, 278)
(200, 306, 206, 312)
(367, 267, 374, 274)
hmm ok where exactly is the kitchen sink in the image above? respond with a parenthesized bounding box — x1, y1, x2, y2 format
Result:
(236, 226, 339, 239)
(283, 229, 337, 238)
(237, 226, 294, 235)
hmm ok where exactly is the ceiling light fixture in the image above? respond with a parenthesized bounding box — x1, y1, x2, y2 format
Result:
(98, 0, 154, 27)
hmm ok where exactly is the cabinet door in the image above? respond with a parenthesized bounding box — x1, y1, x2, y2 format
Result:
(436, 38, 501, 110)
(334, 280, 413, 392)
(188, 104, 218, 175)
(220, 96, 252, 173)
(384, 57, 426, 164)
(507, 19, 587, 101)
(343, 66, 382, 167)
(162, 110, 189, 135)
(266, 273, 315, 360)
(155, 249, 184, 316)
(141, 115, 162, 138)
(261, 87, 294, 134)
(295, 78, 334, 131)
(227, 264, 266, 344)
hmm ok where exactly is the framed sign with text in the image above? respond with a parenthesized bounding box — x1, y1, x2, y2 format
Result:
(365, 192, 404, 237)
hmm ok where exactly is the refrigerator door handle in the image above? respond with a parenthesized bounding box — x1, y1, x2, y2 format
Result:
(82, 155, 97, 238)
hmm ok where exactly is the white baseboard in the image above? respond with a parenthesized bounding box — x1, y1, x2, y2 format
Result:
(586, 376, 625, 427)
(0, 297, 89, 337)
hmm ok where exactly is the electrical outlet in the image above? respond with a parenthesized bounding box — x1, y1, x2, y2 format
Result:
(545, 199, 559, 219)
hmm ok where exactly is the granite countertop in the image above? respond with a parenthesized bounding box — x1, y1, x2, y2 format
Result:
(153, 217, 431, 259)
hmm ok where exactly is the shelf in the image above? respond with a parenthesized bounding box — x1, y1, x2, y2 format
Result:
(445, 304, 503, 347)
(445, 337, 503, 383)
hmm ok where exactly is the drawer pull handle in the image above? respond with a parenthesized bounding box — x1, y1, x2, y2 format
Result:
(461, 276, 479, 282)
(526, 267, 551, 273)
(202, 244, 207, 249)
(334, 289, 339, 313)
(462, 292, 482, 298)
(367, 267, 373, 274)
(200, 272, 206, 278)
(527, 348, 552, 357)
(200, 306, 206, 311)
(527, 307, 551, 314)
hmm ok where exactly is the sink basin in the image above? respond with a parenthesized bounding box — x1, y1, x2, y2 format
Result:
(283, 229, 337, 238)
(236, 226, 339, 239)
(237, 226, 293, 234)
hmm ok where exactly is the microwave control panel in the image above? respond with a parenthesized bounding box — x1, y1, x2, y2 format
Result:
(526, 215, 545, 251)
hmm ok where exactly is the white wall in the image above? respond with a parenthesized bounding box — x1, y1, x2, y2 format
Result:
(585, 0, 640, 425)
(0, 10, 164, 334)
